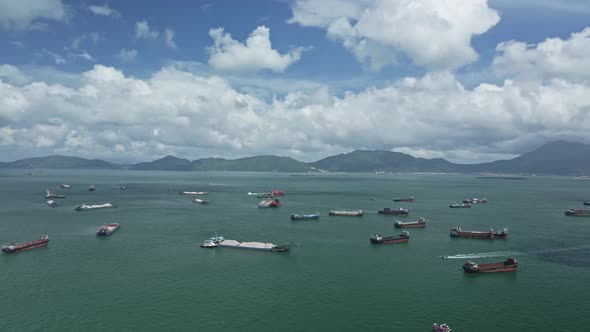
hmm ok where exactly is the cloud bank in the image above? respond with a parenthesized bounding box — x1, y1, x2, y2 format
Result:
(0, 0, 66, 30)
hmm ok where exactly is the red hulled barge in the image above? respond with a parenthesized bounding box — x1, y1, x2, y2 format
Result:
(2, 235, 49, 253)
(463, 257, 517, 273)
(450, 227, 508, 239)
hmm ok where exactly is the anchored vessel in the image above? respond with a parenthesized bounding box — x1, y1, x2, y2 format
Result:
(2, 235, 49, 253)
(200, 234, 225, 248)
(180, 191, 207, 195)
(271, 189, 285, 196)
(60, 184, 71, 189)
(88, 185, 96, 191)
(432, 323, 452, 332)
(449, 203, 471, 208)
(378, 207, 409, 215)
(75, 203, 117, 211)
(329, 210, 363, 216)
(394, 218, 426, 228)
(258, 198, 281, 208)
(393, 197, 414, 202)
(450, 227, 508, 239)
(291, 212, 320, 220)
(45, 189, 65, 199)
(217, 239, 289, 252)
(97, 223, 120, 236)
(463, 257, 517, 273)
(46, 200, 60, 207)
(463, 197, 488, 204)
(565, 209, 590, 216)
(370, 231, 410, 244)
(584, 202, 590, 206)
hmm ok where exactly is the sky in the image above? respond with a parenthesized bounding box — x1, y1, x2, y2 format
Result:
(1, 0, 590, 164)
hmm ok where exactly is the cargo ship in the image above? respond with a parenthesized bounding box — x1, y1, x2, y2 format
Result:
(378, 207, 409, 215)
(449, 203, 471, 208)
(2, 235, 49, 253)
(192, 198, 210, 205)
(393, 197, 414, 202)
(258, 198, 281, 208)
(463, 257, 517, 273)
(180, 191, 207, 195)
(432, 323, 452, 332)
(565, 209, 590, 216)
(450, 226, 508, 239)
(218, 239, 289, 252)
(394, 217, 426, 228)
(463, 197, 488, 204)
(329, 209, 363, 216)
(96, 223, 120, 236)
(370, 231, 409, 244)
(75, 203, 117, 211)
(45, 189, 66, 199)
(291, 212, 320, 220)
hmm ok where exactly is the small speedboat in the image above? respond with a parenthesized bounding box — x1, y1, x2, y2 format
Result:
(432, 323, 452, 332)
(46, 200, 60, 207)
(60, 184, 71, 189)
(192, 198, 210, 205)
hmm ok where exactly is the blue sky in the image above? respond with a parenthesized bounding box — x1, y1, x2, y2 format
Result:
(1, 0, 590, 163)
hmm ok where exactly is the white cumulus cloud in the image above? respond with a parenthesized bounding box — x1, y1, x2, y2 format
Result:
(135, 20, 159, 39)
(164, 28, 177, 49)
(494, 27, 590, 82)
(0, 0, 66, 30)
(208, 26, 303, 73)
(0, 64, 32, 85)
(289, 0, 500, 70)
(88, 4, 120, 18)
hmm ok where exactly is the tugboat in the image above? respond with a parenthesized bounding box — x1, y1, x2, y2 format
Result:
(463, 257, 517, 273)
(393, 197, 414, 202)
(46, 200, 60, 207)
(450, 226, 508, 239)
(394, 217, 426, 228)
(432, 323, 452, 332)
(258, 198, 281, 208)
(2, 235, 49, 253)
(463, 197, 487, 204)
(329, 210, 363, 216)
(200, 239, 217, 248)
(369, 231, 410, 244)
(378, 207, 409, 215)
(449, 203, 471, 208)
(88, 184, 96, 191)
(209, 233, 225, 244)
(565, 209, 590, 216)
(290, 212, 320, 221)
(96, 223, 120, 236)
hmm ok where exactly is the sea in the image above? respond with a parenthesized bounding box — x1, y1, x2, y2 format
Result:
(1, 169, 589, 331)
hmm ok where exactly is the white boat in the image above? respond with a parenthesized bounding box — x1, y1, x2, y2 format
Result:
(218, 239, 289, 252)
(46, 200, 60, 207)
(209, 233, 225, 244)
(75, 203, 117, 211)
(200, 239, 217, 248)
(180, 191, 207, 195)
(60, 184, 71, 189)
(248, 192, 267, 196)
(192, 198, 210, 205)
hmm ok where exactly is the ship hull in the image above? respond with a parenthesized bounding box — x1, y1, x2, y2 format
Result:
(329, 211, 363, 216)
(451, 232, 508, 239)
(394, 223, 425, 228)
(370, 237, 409, 244)
(2, 240, 49, 253)
(393, 199, 414, 202)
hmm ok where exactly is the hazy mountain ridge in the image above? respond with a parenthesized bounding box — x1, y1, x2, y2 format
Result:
(2, 141, 589, 175)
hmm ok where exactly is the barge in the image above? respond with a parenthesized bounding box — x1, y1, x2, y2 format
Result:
(394, 218, 426, 228)
(449, 203, 471, 208)
(370, 231, 409, 244)
(291, 212, 320, 221)
(97, 223, 120, 236)
(463, 197, 487, 204)
(565, 209, 590, 216)
(180, 191, 207, 195)
(393, 197, 414, 202)
(75, 203, 117, 211)
(2, 235, 49, 253)
(218, 239, 289, 252)
(45, 189, 66, 199)
(463, 257, 517, 273)
(329, 210, 363, 216)
(378, 207, 409, 215)
(450, 227, 508, 239)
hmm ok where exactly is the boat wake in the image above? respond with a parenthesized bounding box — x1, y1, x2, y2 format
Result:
(441, 245, 590, 260)
(441, 251, 520, 260)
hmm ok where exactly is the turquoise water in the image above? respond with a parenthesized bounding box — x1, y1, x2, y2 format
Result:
(1, 169, 589, 331)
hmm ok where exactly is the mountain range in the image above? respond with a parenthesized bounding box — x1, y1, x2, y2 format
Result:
(1, 140, 589, 176)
